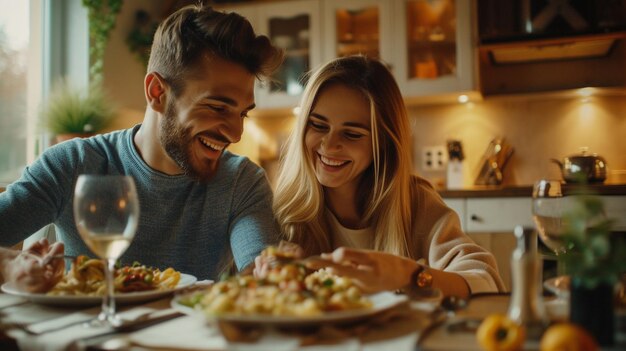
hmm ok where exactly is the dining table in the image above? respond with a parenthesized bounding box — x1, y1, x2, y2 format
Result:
(1, 287, 625, 351)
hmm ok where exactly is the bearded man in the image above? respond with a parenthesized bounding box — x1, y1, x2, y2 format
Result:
(0, 4, 283, 286)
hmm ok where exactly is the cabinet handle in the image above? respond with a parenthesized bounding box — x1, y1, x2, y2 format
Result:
(470, 214, 481, 222)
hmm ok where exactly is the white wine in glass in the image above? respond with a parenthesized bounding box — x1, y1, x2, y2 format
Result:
(531, 180, 575, 276)
(74, 175, 139, 327)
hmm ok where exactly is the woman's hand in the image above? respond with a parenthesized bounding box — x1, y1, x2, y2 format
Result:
(253, 240, 304, 279)
(4, 238, 65, 293)
(304, 247, 419, 294)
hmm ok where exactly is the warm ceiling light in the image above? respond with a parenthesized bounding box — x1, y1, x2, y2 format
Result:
(457, 95, 469, 104)
(578, 87, 594, 97)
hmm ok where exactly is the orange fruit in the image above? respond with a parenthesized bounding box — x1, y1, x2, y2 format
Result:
(540, 323, 599, 351)
(476, 314, 526, 351)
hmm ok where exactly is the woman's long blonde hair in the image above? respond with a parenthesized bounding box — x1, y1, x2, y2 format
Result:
(273, 55, 415, 258)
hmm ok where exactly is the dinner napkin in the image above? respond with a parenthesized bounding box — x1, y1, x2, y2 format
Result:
(25, 306, 100, 334)
(8, 298, 173, 351)
(130, 301, 436, 351)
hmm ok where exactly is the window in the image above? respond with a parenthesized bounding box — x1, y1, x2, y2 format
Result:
(0, 0, 30, 184)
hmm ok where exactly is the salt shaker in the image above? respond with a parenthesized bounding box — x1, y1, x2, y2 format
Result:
(507, 226, 548, 339)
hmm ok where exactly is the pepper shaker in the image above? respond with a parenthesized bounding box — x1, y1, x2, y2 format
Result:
(507, 226, 548, 339)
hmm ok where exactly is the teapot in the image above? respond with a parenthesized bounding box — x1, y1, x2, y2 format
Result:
(551, 147, 607, 184)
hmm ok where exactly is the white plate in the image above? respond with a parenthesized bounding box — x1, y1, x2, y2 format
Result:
(172, 291, 409, 327)
(544, 275, 570, 299)
(1, 273, 197, 307)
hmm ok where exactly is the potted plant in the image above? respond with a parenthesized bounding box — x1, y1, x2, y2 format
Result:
(41, 0, 122, 144)
(558, 193, 626, 346)
(42, 81, 115, 143)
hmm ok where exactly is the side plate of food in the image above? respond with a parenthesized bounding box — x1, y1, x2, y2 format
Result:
(1, 256, 197, 306)
(1, 273, 197, 307)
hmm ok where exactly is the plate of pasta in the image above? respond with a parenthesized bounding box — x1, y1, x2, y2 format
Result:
(1, 256, 197, 306)
(174, 289, 407, 327)
(172, 249, 408, 327)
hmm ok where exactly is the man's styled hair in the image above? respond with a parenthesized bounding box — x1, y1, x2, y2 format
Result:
(147, 4, 283, 95)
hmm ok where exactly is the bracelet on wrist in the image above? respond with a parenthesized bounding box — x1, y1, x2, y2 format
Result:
(399, 261, 434, 298)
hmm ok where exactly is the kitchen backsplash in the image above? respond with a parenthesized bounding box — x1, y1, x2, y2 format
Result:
(106, 94, 626, 190)
(409, 95, 626, 188)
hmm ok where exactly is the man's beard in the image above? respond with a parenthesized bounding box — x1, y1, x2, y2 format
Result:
(159, 101, 217, 182)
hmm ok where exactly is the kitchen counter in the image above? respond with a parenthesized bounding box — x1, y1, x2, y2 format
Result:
(439, 183, 626, 198)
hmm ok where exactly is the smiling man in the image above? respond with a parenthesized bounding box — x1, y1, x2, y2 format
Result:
(0, 5, 283, 281)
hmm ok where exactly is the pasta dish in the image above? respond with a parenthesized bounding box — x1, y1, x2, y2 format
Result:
(47, 255, 180, 296)
(181, 247, 371, 316)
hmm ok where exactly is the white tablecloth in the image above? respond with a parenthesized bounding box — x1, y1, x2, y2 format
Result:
(0, 293, 438, 351)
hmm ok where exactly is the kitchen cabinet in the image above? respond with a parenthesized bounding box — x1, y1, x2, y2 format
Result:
(393, 0, 475, 97)
(443, 197, 533, 233)
(219, 0, 475, 109)
(321, 0, 393, 63)
(443, 194, 626, 292)
(476, 0, 626, 96)
(443, 197, 530, 292)
(217, 0, 323, 109)
(256, 0, 323, 108)
(465, 198, 533, 233)
(445, 195, 626, 233)
(604, 196, 626, 231)
(324, 0, 476, 99)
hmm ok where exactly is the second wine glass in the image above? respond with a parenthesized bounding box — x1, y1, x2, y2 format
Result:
(73, 175, 140, 327)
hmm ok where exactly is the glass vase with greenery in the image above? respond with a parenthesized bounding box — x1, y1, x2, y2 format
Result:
(559, 194, 625, 288)
(558, 193, 626, 346)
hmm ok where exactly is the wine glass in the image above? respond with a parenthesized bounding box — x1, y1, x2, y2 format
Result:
(531, 180, 575, 276)
(73, 175, 139, 327)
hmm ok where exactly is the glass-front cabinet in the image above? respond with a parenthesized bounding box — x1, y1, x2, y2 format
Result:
(220, 0, 474, 108)
(256, 0, 322, 108)
(322, 0, 393, 63)
(394, 0, 474, 96)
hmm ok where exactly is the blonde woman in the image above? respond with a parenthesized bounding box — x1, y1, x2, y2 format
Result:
(261, 56, 504, 298)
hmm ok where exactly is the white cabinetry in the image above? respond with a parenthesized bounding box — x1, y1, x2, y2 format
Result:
(444, 197, 533, 233)
(442, 198, 465, 232)
(393, 0, 475, 97)
(256, 0, 323, 108)
(443, 195, 626, 292)
(217, 0, 322, 109)
(321, 0, 393, 63)
(465, 198, 533, 233)
(221, 0, 475, 109)
(604, 196, 626, 231)
(443, 197, 526, 292)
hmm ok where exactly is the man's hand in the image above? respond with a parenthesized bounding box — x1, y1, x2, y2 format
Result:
(304, 247, 419, 294)
(3, 238, 65, 293)
(252, 240, 304, 279)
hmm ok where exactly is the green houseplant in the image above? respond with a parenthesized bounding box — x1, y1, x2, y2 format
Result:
(82, 0, 124, 85)
(558, 193, 626, 346)
(559, 194, 625, 288)
(42, 81, 115, 143)
(42, 0, 122, 142)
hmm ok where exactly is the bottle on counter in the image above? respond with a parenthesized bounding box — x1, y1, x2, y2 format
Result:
(446, 140, 464, 189)
(507, 226, 548, 339)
